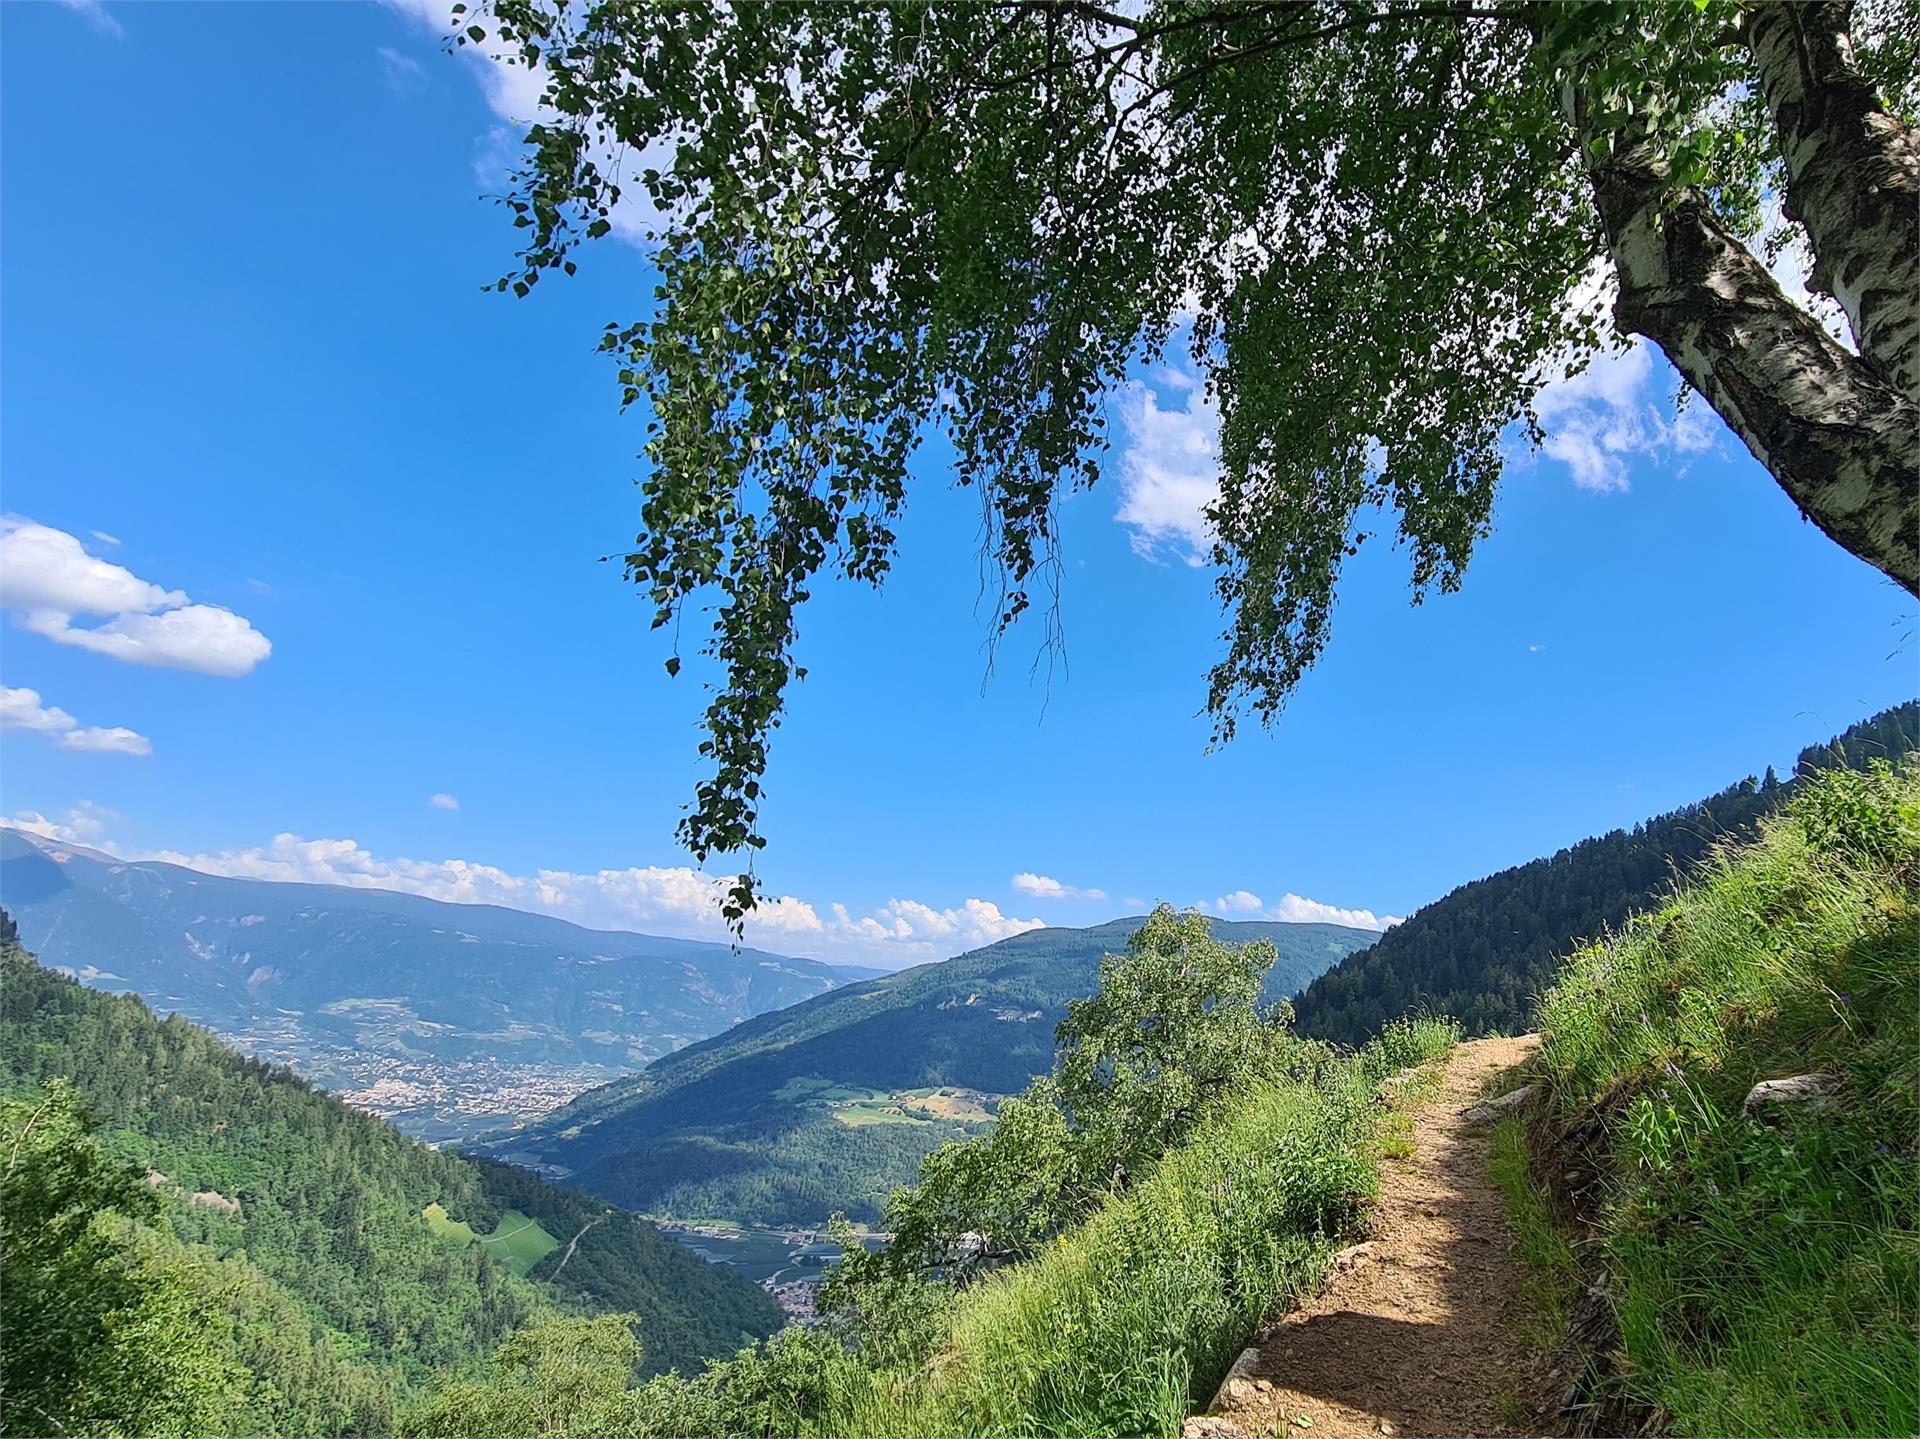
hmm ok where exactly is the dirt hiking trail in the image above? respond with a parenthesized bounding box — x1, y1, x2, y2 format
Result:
(1196, 1034, 1545, 1439)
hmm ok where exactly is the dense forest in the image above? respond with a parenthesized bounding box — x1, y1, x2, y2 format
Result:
(0, 928, 782, 1434)
(1292, 703, 1920, 1045)
(489, 918, 1374, 1226)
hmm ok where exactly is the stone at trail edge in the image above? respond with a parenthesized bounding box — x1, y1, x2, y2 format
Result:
(1742, 1072, 1842, 1115)
(1460, 1083, 1536, 1125)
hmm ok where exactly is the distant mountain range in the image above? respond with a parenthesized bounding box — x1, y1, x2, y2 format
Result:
(1292, 702, 1920, 1045)
(0, 831, 877, 1142)
(483, 916, 1377, 1228)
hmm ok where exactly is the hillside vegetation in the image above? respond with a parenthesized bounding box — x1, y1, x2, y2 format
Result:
(0, 932, 783, 1435)
(409, 910, 1459, 1438)
(489, 917, 1376, 1226)
(1520, 761, 1918, 1436)
(1294, 703, 1920, 1045)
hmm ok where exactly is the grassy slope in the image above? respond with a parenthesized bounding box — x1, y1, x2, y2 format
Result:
(499, 917, 1376, 1226)
(1526, 762, 1918, 1436)
(764, 1020, 1460, 1439)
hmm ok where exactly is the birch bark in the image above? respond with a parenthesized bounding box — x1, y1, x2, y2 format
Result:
(1572, 91, 1918, 593)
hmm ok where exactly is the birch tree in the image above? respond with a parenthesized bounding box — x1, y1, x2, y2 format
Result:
(466, 0, 1917, 920)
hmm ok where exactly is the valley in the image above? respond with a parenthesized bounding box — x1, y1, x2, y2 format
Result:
(656, 1222, 891, 1326)
(480, 915, 1381, 1227)
(216, 1026, 616, 1145)
(0, 830, 878, 1145)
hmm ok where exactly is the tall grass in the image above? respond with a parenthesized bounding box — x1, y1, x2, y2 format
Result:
(797, 1017, 1460, 1439)
(1484, 1118, 1575, 1352)
(1533, 762, 1918, 1437)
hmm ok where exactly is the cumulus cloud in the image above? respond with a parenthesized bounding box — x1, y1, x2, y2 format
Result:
(1108, 319, 1733, 570)
(0, 685, 152, 756)
(0, 686, 77, 735)
(1211, 889, 1264, 914)
(4, 801, 120, 845)
(60, 726, 154, 756)
(1529, 343, 1721, 494)
(1115, 365, 1219, 564)
(0, 813, 1043, 967)
(1011, 872, 1109, 902)
(1201, 888, 1400, 932)
(0, 520, 271, 677)
(428, 793, 462, 811)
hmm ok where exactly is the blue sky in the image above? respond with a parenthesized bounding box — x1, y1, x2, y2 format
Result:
(3, 1, 1914, 968)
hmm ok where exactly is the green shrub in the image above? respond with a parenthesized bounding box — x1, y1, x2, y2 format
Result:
(1357, 1014, 1462, 1083)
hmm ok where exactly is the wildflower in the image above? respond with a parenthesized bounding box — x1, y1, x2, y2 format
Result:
(1706, 1182, 1720, 1198)
(1659, 1088, 1671, 1102)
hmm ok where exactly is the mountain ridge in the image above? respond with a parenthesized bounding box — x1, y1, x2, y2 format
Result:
(486, 915, 1379, 1226)
(1291, 701, 1920, 1044)
(0, 831, 879, 1142)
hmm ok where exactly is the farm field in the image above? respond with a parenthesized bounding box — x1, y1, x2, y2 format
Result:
(422, 1202, 560, 1277)
(773, 1075, 1000, 1127)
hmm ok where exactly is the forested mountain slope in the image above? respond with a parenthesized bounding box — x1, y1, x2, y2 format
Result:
(0, 832, 873, 1141)
(0, 935, 782, 1414)
(486, 917, 1375, 1226)
(1293, 703, 1920, 1045)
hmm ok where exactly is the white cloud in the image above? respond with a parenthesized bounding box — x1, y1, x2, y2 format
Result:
(1115, 365, 1219, 564)
(1011, 871, 1109, 902)
(0, 685, 152, 757)
(1760, 197, 1852, 348)
(1529, 342, 1721, 494)
(1201, 888, 1399, 932)
(0, 520, 181, 615)
(90, 530, 122, 548)
(60, 726, 153, 756)
(19, 605, 272, 678)
(1528, 643, 1546, 654)
(4, 802, 120, 845)
(0, 520, 271, 677)
(1266, 892, 1402, 930)
(428, 793, 462, 811)
(1108, 324, 1732, 567)
(1210, 889, 1265, 914)
(0, 686, 77, 734)
(54, 0, 121, 37)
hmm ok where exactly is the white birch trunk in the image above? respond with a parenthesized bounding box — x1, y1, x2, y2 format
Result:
(1745, 1, 1920, 398)
(1573, 100, 1919, 594)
